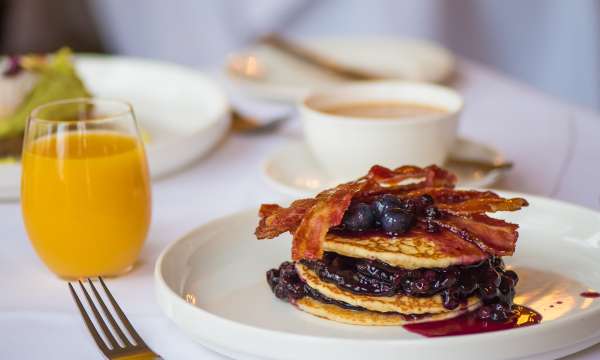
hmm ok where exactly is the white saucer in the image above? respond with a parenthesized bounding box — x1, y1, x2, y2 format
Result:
(155, 192, 600, 360)
(263, 137, 509, 197)
(0, 55, 230, 201)
(225, 36, 455, 103)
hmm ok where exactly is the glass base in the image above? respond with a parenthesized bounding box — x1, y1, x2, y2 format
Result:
(56, 263, 135, 281)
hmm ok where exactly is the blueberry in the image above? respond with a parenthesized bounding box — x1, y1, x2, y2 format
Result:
(419, 194, 434, 207)
(274, 283, 287, 299)
(499, 275, 515, 294)
(287, 282, 305, 300)
(489, 303, 510, 321)
(441, 268, 459, 288)
(266, 269, 280, 291)
(504, 270, 519, 286)
(425, 206, 441, 219)
(401, 277, 415, 294)
(483, 269, 502, 287)
(412, 279, 430, 293)
(492, 257, 504, 268)
(279, 262, 296, 279)
(493, 302, 509, 313)
(400, 199, 418, 214)
(371, 195, 401, 218)
(342, 203, 374, 231)
(442, 289, 460, 309)
(490, 310, 507, 322)
(381, 208, 415, 235)
(480, 284, 499, 301)
(458, 275, 478, 295)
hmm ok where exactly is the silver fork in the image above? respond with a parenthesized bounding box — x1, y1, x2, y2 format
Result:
(69, 277, 162, 359)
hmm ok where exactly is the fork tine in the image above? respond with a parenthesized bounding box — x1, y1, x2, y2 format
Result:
(78, 280, 120, 349)
(68, 283, 110, 355)
(88, 278, 132, 347)
(98, 277, 145, 345)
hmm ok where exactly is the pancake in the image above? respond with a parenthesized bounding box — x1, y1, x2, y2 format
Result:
(296, 263, 481, 314)
(323, 230, 488, 269)
(296, 297, 480, 326)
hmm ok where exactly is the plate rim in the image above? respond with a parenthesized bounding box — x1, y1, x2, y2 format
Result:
(154, 191, 600, 358)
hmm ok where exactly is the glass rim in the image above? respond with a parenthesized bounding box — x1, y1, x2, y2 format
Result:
(29, 97, 134, 124)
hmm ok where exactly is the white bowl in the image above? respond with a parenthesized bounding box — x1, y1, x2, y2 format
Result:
(300, 81, 463, 180)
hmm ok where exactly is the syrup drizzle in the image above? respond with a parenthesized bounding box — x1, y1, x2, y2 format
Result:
(580, 291, 600, 298)
(403, 305, 542, 337)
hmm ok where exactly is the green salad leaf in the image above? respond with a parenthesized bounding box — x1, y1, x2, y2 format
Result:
(0, 47, 91, 139)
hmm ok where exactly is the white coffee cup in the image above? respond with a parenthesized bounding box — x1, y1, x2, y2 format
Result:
(299, 81, 463, 179)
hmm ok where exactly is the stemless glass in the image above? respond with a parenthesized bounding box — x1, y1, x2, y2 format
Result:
(21, 98, 152, 279)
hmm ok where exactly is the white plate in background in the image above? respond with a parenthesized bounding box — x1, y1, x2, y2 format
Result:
(225, 36, 456, 103)
(0, 55, 230, 201)
(155, 193, 600, 360)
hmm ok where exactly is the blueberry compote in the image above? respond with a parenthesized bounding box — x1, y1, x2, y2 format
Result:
(300, 252, 518, 321)
(266, 261, 426, 320)
(267, 262, 373, 312)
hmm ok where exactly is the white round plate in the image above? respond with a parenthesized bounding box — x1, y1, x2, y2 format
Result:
(263, 137, 508, 198)
(225, 36, 455, 103)
(0, 55, 230, 201)
(155, 193, 600, 360)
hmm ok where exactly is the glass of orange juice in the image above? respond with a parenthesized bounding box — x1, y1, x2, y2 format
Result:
(21, 98, 152, 279)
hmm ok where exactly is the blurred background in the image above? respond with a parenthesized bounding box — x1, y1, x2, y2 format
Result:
(2, 0, 598, 110)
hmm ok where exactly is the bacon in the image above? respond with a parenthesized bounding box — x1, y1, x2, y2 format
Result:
(404, 188, 499, 203)
(255, 199, 316, 239)
(432, 214, 519, 256)
(362, 165, 456, 194)
(255, 164, 528, 260)
(438, 197, 529, 216)
(291, 182, 366, 260)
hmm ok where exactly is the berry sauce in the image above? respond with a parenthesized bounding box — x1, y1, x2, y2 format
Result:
(403, 305, 542, 337)
(300, 252, 518, 320)
(580, 291, 600, 298)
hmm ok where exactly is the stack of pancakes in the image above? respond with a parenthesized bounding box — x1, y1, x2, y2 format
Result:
(268, 230, 498, 326)
(257, 165, 526, 326)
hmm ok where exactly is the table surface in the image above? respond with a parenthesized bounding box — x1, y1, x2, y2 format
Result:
(2, 60, 600, 359)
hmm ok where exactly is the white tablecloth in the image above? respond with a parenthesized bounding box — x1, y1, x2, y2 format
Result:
(1, 60, 600, 359)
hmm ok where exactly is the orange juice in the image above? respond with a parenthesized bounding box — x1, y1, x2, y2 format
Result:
(21, 131, 151, 278)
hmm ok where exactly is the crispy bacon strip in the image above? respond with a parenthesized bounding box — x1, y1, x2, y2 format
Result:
(432, 214, 519, 256)
(362, 165, 456, 195)
(255, 164, 528, 260)
(255, 199, 316, 239)
(291, 182, 366, 260)
(438, 197, 529, 216)
(404, 188, 499, 203)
